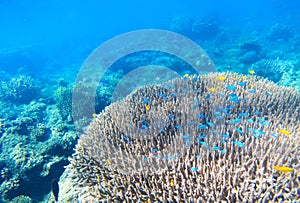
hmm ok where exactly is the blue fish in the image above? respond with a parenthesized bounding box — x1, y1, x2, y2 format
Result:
(196, 134, 207, 139)
(198, 114, 205, 119)
(141, 98, 149, 103)
(158, 93, 168, 100)
(229, 118, 241, 124)
(270, 133, 278, 138)
(236, 128, 243, 134)
(199, 141, 208, 146)
(206, 121, 215, 127)
(168, 115, 175, 119)
(247, 118, 254, 123)
(233, 141, 245, 147)
(170, 92, 178, 97)
(151, 147, 158, 152)
(248, 89, 255, 93)
(239, 113, 248, 117)
(190, 167, 198, 172)
(238, 81, 247, 86)
(175, 125, 182, 130)
(210, 146, 221, 150)
(226, 85, 236, 90)
(197, 124, 207, 129)
(206, 94, 211, 99)
(220, 134, 230, 138)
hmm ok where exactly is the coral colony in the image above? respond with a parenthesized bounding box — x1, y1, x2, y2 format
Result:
(61, 72, 299, 202)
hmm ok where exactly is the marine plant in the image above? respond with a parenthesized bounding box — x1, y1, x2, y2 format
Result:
(60, 72, 299, 202)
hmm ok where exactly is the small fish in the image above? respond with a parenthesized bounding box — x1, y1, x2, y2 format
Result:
(232, 141, 245, 147)
(145, 105, 151, 111)
(183, 73, 189, 77)
(190, 167, 198, 172)
(238, 81, 247, 86)
(208, 87, 216, 92)
(226, 85, 236, 91)
(206, 94, 211, 99)
(92, 113, 97, 118)
(168, 115, 175, 119)
(141, 98, 149, 103)
(199, 141, 208, 146)
(197, 124, 207, 129)
(151, 147, 158, 152)
(210, 146, 221, 150)
(174, 125, 182, 130)
(216, 76, 226, 81)
(51, 178, 59, 202)
(206, 121, 214, 127)
(278, 129, 291, 135)
(242, 75, 247, 79)
(239, 113, 248, 117)
(249, 70, 255, 74)
(273, 166, 293, 173)
(228, 118, 241, 124)
(248, 89, 256, 93)
(220, 134, 230, 138)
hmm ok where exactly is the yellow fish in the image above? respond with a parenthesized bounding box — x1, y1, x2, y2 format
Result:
(278, 129, 291, 135)
(208, 87, 216, 92)
(216, 76, 226, 81)
(92, 113, 97, 118)
(145, 105, 151, 111)
(242, 75, 247, 79)
(273, 166, 293, 173)
(249, 70, 255, 75)
(183, 73, 189, 77)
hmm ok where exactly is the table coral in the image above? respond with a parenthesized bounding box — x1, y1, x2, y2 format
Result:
(60, 72, 299, 202)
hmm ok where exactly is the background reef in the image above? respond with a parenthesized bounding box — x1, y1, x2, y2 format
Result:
(0, 0, 300, 202)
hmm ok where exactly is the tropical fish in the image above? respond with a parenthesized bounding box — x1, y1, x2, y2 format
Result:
(190, 167, 198, 172)
(51, 178, 59, 202)
(273, 166, 293, 173)
(226, 85, 236, 91)
(145, 105, 151, 111)
(141, 98, 149, 103)
(92, 113, 97, 118)
(208, 87, 216, 92)
(249, 70, 255, 74)
(232, 141, 245, 147)
(216, 76, 226, 81)
(238, 81, 247, 86)
(278, 129, 291, 135)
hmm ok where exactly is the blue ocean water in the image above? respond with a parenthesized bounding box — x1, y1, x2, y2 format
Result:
(0, 0, 300, 202)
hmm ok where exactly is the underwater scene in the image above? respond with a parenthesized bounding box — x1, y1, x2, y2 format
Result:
(0, 0, 300, 202)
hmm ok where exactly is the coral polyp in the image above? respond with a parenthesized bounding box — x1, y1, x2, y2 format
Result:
(60, 72, 299, 202)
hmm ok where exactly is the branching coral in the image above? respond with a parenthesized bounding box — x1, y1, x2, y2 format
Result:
(250, 58, 294, 82)
(0, 74, 39, 104)
(61, 72, 300, 202)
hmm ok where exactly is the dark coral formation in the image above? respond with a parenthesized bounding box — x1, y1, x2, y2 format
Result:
(61, 72, 300, 202)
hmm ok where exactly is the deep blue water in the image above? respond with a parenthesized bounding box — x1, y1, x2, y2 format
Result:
(0, 0, 300, 202)
(1, 0, 299, 74)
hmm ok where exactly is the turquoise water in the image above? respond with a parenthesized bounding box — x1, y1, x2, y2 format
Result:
(0, 0, 299, 202)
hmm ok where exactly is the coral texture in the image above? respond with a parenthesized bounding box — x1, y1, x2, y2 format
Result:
(61, 72, 299, 202)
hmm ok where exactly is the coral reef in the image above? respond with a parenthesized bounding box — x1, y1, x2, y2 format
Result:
(60, 72, 300, 202)
(0, 99, 77, 201)
(250, 58, 294, 82)
(0, 74, 40, 104)
(170, 16, 221, 41)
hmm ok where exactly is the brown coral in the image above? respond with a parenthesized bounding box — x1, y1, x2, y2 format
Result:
(60, 72, 300, 202)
